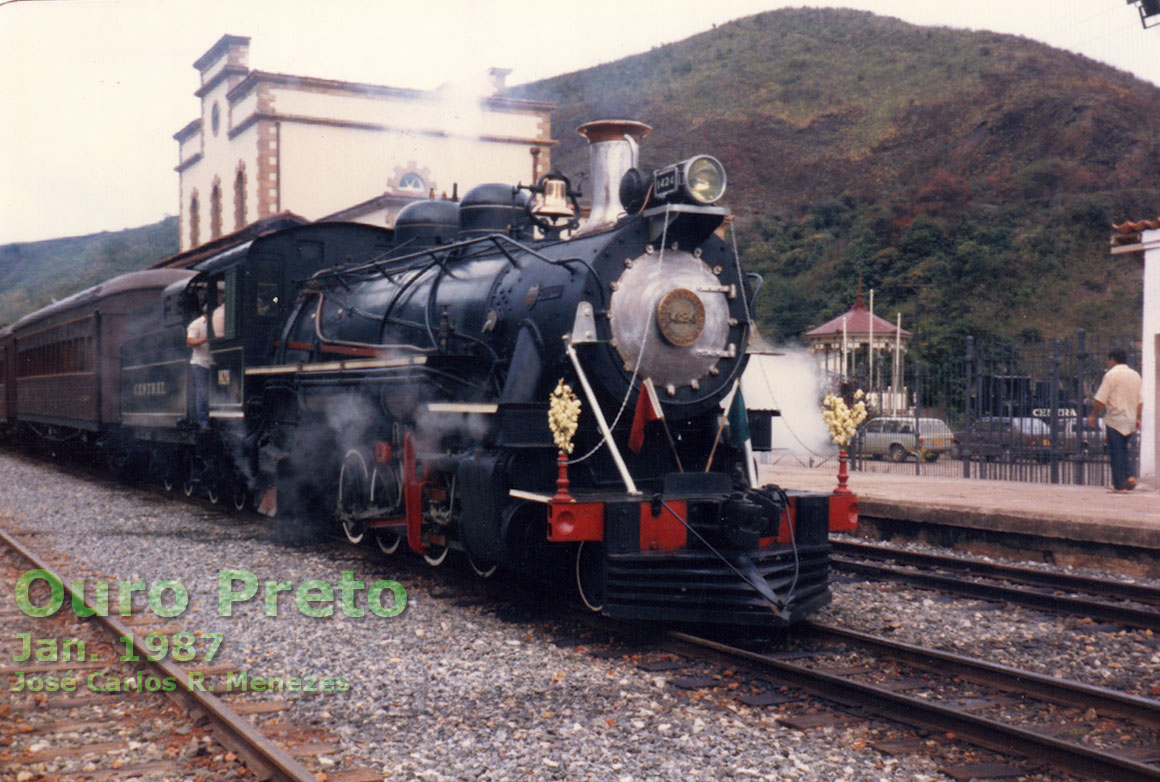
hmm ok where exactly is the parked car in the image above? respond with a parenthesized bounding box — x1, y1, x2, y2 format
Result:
(1056, 416, 1105, 456)
(859, 416, 954, 462)
(951, 416, 1052, 462)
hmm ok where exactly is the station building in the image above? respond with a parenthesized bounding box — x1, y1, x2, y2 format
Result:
(174, 35, 555, 253)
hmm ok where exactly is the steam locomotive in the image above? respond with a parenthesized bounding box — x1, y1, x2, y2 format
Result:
(0, 120, 856, 627)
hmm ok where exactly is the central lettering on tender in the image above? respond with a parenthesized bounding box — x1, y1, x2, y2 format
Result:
(133, 381, 167, 397)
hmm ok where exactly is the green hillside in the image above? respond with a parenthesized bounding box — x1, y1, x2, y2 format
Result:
(3, 8, 1156, 360)
(0, 217, 178, 327)
(513, 8, 1158, 358)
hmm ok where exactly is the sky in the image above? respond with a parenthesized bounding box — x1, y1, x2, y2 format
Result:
(1, 0, 1158, 245)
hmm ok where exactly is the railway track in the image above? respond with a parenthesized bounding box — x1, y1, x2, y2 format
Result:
(0, 523, 377, 782)
(832, 539, 1160, 630)
(654, 622, 1160, 782)
(13, 446, 1160, 780)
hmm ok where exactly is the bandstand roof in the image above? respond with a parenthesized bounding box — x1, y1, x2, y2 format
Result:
(803, 291, 912, 340)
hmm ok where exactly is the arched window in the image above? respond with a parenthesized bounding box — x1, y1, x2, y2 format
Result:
(398, 172, 425, 192)
(210, 180, 222, 240)
(189, 191, 200, 248)
(234, 165, 247, 231)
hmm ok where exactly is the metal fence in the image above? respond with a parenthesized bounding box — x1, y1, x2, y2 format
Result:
(847, 330, 1140, 486)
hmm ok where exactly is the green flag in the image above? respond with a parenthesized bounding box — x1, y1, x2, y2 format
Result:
(726, 388, 750, 447)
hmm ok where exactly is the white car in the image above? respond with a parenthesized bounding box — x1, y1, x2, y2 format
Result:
(859, 416, 954, 462)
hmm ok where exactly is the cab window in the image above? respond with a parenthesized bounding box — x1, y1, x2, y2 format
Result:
(255, 256, 280, 321)
(206, 270, 239, 340)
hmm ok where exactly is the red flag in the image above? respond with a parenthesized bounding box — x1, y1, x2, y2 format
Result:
(629, 378, 663, 453)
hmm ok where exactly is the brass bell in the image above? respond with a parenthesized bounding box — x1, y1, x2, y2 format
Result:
(532, 177, 574, 219)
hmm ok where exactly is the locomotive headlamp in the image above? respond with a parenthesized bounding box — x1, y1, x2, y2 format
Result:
(682, 156, 727, 204)
(653, 155, 727, 205)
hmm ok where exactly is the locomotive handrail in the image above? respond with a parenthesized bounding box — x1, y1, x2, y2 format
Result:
(729, 221, 755, 326)
(565, 329, 640, 495)
(311, 232, 599, 289)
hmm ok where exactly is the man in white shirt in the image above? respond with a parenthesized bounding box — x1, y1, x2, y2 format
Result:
(1087, 348, 1143, 493)
(187, 309, 212, 429)
(186, 291, 225, 430)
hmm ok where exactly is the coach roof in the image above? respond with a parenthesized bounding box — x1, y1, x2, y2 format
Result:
(11, 269, 196, 332)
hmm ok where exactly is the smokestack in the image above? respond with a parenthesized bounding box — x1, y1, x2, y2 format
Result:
(574, 119, 651, 237)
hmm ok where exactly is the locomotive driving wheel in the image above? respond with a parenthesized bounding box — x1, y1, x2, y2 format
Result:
(466, 550, 497, 579)
(160, 452, 178, 492)
(375, 529, 401, 555)
(370, 465, 402, 554)
(422, 540, 449, 567)
(231, 482, 249, 512)
(181, 452, 196, 498)
(205, 476, 221, 505)
(421, 478, 455, 567)
(337, 449, 370, 545)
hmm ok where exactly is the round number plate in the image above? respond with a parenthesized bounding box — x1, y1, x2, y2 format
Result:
(656, 288, 706, 347)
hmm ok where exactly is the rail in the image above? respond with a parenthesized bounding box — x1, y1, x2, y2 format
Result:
(0, 525, 320, 782)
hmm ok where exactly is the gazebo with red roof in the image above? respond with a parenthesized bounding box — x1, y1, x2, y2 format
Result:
(803, 287, 912, 409)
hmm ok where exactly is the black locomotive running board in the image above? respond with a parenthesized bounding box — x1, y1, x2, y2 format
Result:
(832, 556, 1160, 630)
(669, 631, 1160, 782)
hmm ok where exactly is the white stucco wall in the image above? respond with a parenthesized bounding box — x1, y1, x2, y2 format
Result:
(231, 90, 260, 125)
(177, 132, 201, 168)
(273, 88, 545, 141)
(279, 123, 397, 219)
(278, 122, 540, 222)
(1140, 229, 1160, 482)
(201, 55, 230, 87)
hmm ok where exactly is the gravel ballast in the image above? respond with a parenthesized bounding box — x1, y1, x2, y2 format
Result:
(2, 451, 1138, 781)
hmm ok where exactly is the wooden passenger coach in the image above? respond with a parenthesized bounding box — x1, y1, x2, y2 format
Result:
(5, 270, 194, 432)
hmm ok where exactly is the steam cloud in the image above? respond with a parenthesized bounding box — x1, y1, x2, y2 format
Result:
(743, 347, 834, 458)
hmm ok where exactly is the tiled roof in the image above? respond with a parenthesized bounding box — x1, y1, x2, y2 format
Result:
(803, 293, 912, 339)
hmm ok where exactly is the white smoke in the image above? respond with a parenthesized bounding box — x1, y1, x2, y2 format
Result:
(429, 70, 503, 191)
(742, 347, 834, 458)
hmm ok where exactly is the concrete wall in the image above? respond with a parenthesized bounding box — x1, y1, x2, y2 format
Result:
(1141, 229, 1160, 482)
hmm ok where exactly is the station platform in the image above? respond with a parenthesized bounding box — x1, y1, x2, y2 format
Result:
(758, 462, 1160, 573)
